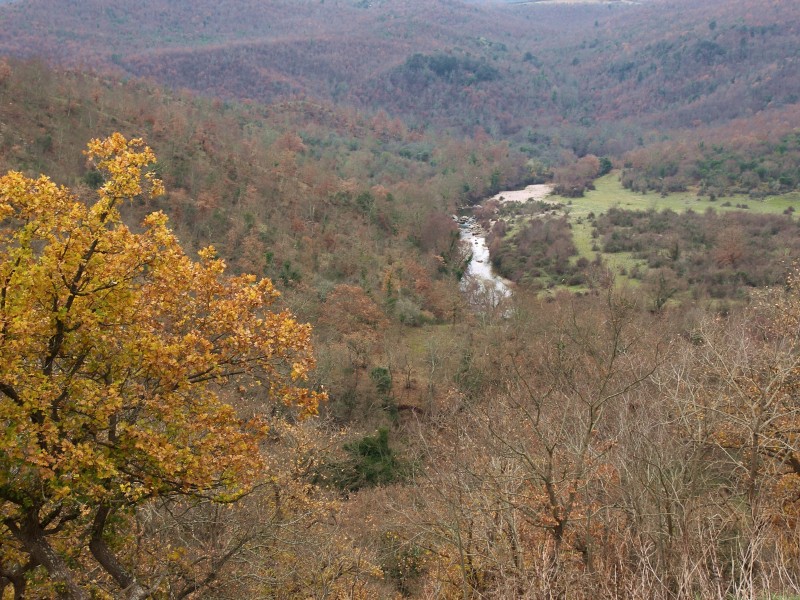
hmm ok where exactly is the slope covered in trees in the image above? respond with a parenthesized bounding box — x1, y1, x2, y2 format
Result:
(0, 56, 531, 424)
(1, 0, 798, 146)
(3, 0, 800, 597)
(3, 0, 799, 197)
(0, 57, 526, 299)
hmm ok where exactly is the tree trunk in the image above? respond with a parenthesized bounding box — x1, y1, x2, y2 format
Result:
(89, 505, 151, 600)
(0, 559, 37, 599)
(6, 513, 88, 600)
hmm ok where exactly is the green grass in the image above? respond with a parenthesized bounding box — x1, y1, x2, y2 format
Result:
(489, 173, 799, 297)
(569, 218, 644, 282)
(557, 172, 798, 267)
(555, 173, 798, 221)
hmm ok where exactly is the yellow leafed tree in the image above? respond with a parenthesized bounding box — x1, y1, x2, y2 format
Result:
(0, 134, 324, 599)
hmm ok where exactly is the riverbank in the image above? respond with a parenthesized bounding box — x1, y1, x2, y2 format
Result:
(457, 184, 554, 306)
(490, 184, 554, 205)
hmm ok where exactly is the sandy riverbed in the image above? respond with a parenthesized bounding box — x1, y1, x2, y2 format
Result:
(489, 183, 553, 205)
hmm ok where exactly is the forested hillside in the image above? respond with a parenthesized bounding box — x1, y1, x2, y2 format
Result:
(1, 0, 798, 141)
(3, 0, 800, 597)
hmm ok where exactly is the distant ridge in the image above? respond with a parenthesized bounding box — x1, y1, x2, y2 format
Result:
(0, 0, 798, 154)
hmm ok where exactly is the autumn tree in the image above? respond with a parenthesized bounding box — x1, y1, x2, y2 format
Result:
(0, 134, 324, 599)
(671, 265, 800, 597)
(319, 283, 388, 368)
(483, 294, 660, 592)
(552, 155, 602, 198)
(395, 292, 663, 598)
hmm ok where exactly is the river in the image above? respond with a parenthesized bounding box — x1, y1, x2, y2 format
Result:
(457, 215, 512, 306)
(457, 184, 553, 307)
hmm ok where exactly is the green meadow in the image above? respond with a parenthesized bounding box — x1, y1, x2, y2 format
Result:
(495, 173, 799, 294)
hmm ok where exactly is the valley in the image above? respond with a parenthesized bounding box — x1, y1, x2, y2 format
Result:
(1, 0, 800, 597)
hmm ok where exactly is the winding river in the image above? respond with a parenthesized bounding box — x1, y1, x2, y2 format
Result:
(458, 216, 512, 305)
(457, 184, 553, 306)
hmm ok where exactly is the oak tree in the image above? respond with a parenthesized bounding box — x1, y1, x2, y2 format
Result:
(0, 134, 324, 598)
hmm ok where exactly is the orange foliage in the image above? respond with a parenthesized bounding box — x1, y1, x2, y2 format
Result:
(0, 134, 324, 597)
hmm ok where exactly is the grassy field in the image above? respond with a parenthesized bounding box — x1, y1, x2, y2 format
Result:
(494, 172, 799, 295)
(558, 172, 797, 268)
(557, 173, 798, 221)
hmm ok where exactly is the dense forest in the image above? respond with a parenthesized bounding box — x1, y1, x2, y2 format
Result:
(2, 0, 800, 598)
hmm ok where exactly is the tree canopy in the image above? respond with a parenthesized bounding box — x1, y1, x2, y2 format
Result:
(0, 133, 324, 598)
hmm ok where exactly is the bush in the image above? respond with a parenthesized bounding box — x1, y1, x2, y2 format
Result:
(322, 428, 408, 492)
(395, 297, 434, 326)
